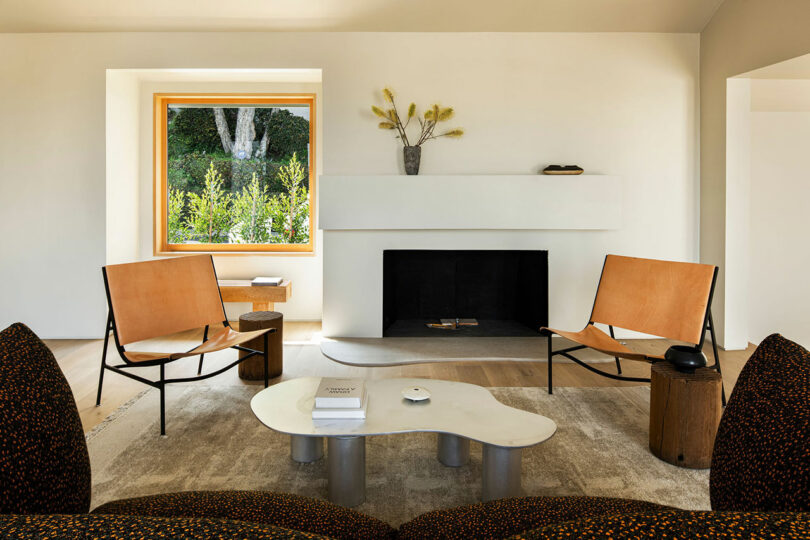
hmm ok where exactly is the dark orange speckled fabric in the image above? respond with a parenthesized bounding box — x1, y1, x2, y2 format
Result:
(710, 333, 810, 511)
(511, 510, 810, 539)
(0, 513, 331, 538)
(93, 490, 396, 539)
(397, 496, 671, 539)
(0, 323, 91, 515)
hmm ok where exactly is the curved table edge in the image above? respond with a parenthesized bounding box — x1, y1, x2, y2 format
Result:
(250, 378, 557, 449)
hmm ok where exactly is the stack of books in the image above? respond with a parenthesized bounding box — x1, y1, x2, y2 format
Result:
(312, 378, 368, 419)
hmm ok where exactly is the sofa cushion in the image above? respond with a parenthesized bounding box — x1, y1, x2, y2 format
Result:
(0, 323, 91, 514)
(511, 510, 810, 539)
(397, 496, 670, 539)
(0, 513, 331, 539)
(710, 333, 810, 511)
(92, 490, 396, 539)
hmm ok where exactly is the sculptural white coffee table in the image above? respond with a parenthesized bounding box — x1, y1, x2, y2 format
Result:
(251, 377, 556, 507)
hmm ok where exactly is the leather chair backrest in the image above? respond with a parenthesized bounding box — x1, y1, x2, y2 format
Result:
(0, 323, 91, 514)
(590, 255, 716, 345)
(104, 255, 226, 345)
(710, 333, 810, 511)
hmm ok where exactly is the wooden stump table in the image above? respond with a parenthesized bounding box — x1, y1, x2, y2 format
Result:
(649, 362, 723, 469)
(238, 311, 284, 381)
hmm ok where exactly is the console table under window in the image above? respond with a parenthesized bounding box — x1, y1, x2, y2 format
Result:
(218, 280, 292, 312)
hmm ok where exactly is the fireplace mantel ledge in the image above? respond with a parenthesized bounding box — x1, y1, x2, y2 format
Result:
(319, 175, 621, 231)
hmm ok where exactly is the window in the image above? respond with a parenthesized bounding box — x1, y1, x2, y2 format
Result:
(153, 93, 315, 254)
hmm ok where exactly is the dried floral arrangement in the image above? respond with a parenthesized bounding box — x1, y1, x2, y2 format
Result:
(371, 88, 464, 147)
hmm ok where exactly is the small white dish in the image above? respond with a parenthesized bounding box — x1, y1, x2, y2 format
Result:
(401, 386, 431, 402)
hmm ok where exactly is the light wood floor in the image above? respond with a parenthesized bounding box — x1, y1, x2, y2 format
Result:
(45, 321, 756, 433)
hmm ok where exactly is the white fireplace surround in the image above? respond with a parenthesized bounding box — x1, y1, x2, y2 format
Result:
(320, 175, 624, 338)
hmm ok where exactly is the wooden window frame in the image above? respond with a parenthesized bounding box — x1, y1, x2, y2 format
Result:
(153, 93, 316, 256)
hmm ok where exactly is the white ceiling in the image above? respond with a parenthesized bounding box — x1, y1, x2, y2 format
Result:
(0, 0, 726, 33)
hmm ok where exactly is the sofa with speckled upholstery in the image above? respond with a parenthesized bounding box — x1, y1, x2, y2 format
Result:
(1, 322, 809, 539)
(0, 322, 396, 540)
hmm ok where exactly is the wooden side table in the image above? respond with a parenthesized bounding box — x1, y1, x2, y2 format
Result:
(218, 280, 292, 312)
(649, 362, 723, 469)
(238, 311, 283, 380)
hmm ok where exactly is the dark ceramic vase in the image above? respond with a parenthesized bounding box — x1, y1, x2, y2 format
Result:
(665, 345, 707, 373)
(403, 146, 421, 175)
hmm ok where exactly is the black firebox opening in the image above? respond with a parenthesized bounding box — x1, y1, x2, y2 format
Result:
(383, 250, 548, 337)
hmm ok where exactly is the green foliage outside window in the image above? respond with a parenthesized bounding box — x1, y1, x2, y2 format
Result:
(231, 174, 273, 244)
(167, 188, 186, 244)
(167, 108, 222, 156)
(168, 108, 308, 164)
(168, 154, 287, 195)
(169, 159, 310, 245)
(165, 104, 312, 246)
(269, 153, 310, 244)
(185, 163, 233, 244)
(264, 110, 310, 163)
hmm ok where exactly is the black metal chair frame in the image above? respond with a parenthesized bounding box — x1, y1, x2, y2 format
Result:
(547, 265, 726, 406)
(95, 266, 275, 435)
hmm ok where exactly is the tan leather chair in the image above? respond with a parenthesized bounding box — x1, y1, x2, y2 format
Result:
(542, 255, 724, 403)
(96, 255, 276, 435)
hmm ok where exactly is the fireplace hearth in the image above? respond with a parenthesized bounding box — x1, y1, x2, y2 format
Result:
(383, 250, 548, 337)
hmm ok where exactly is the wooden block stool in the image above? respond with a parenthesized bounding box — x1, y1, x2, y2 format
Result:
(238, 311, 283, 380)
(649, 362, 723, 469)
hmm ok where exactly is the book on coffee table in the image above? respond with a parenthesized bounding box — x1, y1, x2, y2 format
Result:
(312, 392, 369, 420)
(314, 378, 366, 409)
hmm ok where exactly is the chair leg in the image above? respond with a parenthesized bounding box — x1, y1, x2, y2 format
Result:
(708, 311, 727, 406)
(96, 314, 112, 407)
(197, 325, 209, 375)
(159, 364, 166, 436)
(547, 335, 553, 395)
(608, 326, 622, 375)
(263, 332, 269, 388)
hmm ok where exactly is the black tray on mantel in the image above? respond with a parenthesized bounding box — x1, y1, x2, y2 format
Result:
(543, 165, 584, 175)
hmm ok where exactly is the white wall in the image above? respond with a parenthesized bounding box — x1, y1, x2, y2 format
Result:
(106, 70, 141, 266)
(748, 80, 810, 347)
(700, 0, 810, 348)
(1, 35, 108, 338)
(0, 32, 699, 337)
(723, 78, 752, 350)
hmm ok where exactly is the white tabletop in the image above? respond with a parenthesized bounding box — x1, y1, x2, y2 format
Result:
(251, 377, 556, 448)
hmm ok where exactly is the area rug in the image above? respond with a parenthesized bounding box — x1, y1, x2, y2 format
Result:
(87, 385, 709, 526)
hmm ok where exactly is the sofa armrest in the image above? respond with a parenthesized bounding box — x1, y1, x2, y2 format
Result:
(0, 513, 331, 539)
(91, 490, 395, 540)
(513, 510, 810, 539)
(398, 496, 670, 539)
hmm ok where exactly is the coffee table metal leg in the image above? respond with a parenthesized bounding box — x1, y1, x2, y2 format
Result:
(482, 444, 523, 501)
(290, 435, 323, 463)
(327, 436, 366, 507)
(437, 433, 470, 467)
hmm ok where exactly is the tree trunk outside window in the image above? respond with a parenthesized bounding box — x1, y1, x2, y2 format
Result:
(213, 108, 234, 154)
(232, 108, 256, 159)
